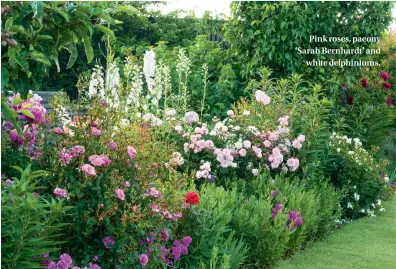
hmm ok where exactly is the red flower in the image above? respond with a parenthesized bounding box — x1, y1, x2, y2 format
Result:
(347, 96, 353, 105)
(342, 84, 347, 88)
(383, 82, 391, 89)
(380, 72, 391, 81)
(360, 78, 368, 88)
(387, 96, 392, 106)
(185, 192, 199, 205)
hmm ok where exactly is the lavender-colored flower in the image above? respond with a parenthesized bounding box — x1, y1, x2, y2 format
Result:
(184, 111, 199, 124)
(79, 164, 97, 177)
(46, 261, 57, 269)
(89, 262, 101, 269)
(182, 236, 192, 247)
(127, 146, 137, 159)
(107, 141, 118, 151)
(32, 192, 39, 196)
(272, 190, 279, 199)
(139, 254, 149, 267)
(103, 236, 115, 249)
(89, 154, 112, 167)
(159, 229, 169, 241)
(271, 201, 283, 219)
(59, 253, 73, 266)
(58, 148, 73, 165)
(53, 187, 68, 198)
(71, 145, 85, 157)
(114, 189, 125, 201)
(5, 179, 13, 185)
(92, 127, 102, 136)
(53, 127, 64, 135)
(172, 246, 182, 261)
(56, 260, 69, 269)
(287, 210, 303, 231)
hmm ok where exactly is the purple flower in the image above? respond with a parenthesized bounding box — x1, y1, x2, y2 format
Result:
(107, 141, 118, 151)
(41, 253, 50, 265)
(89, 154, 112, 167)
(79, 164, 97, 177)
(127, 146, 137, 159)
(32, 192, 39, 196)
(89, 262, 101, 269)
(9, 129, 24, 146)
(139, 254, 149, 267)
(92, 127, 102, 136)
(53, 127, 64, 135)
(71, 145, 85, 157)
(271, 202, 283, 219)
(114, 189, 125, 201)
(94, 255, 99, 261)
(103, 236, 115, 249)
(46, 261, 57, 269)
(159, 229, 169, 241)
(172, 246, 182, 261)
(182, 236, 192, 247)
(56, 260, 69, 269)
(287, 210, 303, 231)
(5, 179, 13, 185)
(59, 253, 72, 265)
(272, 190, 279, 199)
(53, 188, 68, 198)
(58, 148, 73, 165)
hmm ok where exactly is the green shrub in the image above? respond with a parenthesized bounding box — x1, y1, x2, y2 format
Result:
(1, 165, 71, 269)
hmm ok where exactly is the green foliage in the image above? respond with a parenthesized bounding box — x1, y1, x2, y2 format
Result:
(1, 165, 71, 269)
(226, 1, 393, 88)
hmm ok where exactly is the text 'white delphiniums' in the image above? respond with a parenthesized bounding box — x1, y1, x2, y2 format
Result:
(143, 50, 156, 93)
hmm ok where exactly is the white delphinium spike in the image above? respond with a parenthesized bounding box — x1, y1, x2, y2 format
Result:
(105, 62, 120, 108)
(143, 50, 156, 92)
(88, 65, 105, 99)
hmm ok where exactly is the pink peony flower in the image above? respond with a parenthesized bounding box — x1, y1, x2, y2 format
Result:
(71, 145, 85, 157)
(53, 187, 68, 198)
(79, 164, 97, 176)
(255, 90, 271, 105)
(107, 141, 118, 151)
(53, 127, 64, 135)
(238, 148, 247, 157)
(139, 254, 149, 267)
(286, 158, 300, 172)
(114, 189, 125, 201)
(127, 146, 137, 159)
(92, 127, 102, 136)
(89, 154, 112, 167)
(103, 236, 115, 249)
(184, 111, 199, 124)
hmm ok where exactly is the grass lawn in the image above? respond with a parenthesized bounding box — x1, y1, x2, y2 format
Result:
(275, 194, 396, 269)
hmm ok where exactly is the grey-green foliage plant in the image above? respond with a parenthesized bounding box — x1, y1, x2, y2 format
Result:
(180, 184, 248, 269)
(1, 165, 72, 269)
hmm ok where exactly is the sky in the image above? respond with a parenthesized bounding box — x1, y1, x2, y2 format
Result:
(150, 1, 396, 30)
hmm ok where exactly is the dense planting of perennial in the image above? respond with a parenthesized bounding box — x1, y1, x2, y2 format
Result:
(1, 46, 393, 269)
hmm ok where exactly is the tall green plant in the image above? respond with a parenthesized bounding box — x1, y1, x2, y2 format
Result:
(1, 165, 72, 269)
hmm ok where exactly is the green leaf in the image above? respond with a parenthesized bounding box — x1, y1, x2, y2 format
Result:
(16, 57, 29, 73)
(1, 99, 21, 136)
(5, 18, 13, 31)
(90, 7, 103, 16)
(66, 44, 78, 69)
(20, 109, 36, 120)
(1, 68, 9, 90)
(54, 56, 60, 72)
(36, 35, 53, 41)
(51, 6, 69, 22)
(28, 51, 51, 66)
(30, 1, 44, 24)
(9, 25, 24, 33)
(14, 72, 30, 99)
(115, 5, 138, 14)
(81, 31, 94, 63)
(95, 25, 115, 40)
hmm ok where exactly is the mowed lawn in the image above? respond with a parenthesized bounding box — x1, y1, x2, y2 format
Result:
(275, 194, 396, 269)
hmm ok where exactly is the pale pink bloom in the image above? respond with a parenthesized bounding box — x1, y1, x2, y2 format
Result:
(292, 139, 302, 149)
(252, 146, 262, 158)
(143, 186, 161, 198)
(242, 110, 250, 116)
(243, 140, 252, 148)
(89, 154, 112, 167)
(269, 147, 284, 169)
(297, 134, 306, 142)
(151, 203, 161, 212)
(287, 158, 300, 172)
(278, 116, 289, 126)
(127, 146, 137, 159)
(165, 109, 177, 117)
(252, 169, 259, 176)
(205, 140, 214, 149)
(92, 127, 102, 136)
(239, 148, 247, 157)
(214, 148, 235, 168)
(114, 189, 125, 201)
(184, 111, 199, 124)
(255, 90, 271, 105)
(79, 164, 97, 176)
(53, 187, 67, 198)
(175, 125, 183, 134)
(263, 140, 272, 148)
(227, 110, 234, 117)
